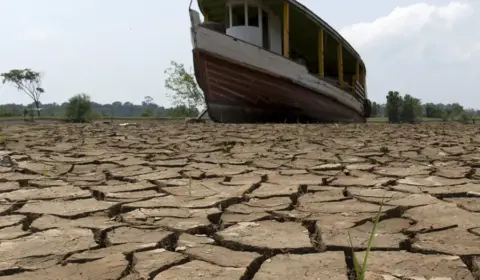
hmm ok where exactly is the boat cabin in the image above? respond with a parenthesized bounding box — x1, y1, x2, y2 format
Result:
(197, 0, 367, 102)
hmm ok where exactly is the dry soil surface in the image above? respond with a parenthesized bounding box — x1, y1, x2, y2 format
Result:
(0, 122, 479, 280)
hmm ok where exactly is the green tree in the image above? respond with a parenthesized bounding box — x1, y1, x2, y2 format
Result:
(23, 107, 28, 119)
(386, 91, 403, 123)
(141, 108, 154, 117)
(141, 96, 155, 117)
(400, 94, 422, 123)
(167, 105, 200, 118)
(446, 103, 464, 120)
(165, 61, 205, 110)
(0, 106, 14, 117)
(143, 96, 154, 106)
(425, 103, 443, 118)
(371, 102, 378, 117)
(1, 69, 44, 116)
(456, 111, 473, 124)
(65, 93, 93, 123)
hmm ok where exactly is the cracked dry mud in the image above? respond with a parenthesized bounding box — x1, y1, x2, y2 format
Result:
(0, 122, 479, 280)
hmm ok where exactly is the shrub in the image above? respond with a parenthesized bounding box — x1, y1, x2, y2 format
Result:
(65, 93, 93, 123)
(455, 111, 473, 124)
(141, 108, 154, 117)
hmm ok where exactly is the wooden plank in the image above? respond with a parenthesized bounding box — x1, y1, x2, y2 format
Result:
(358, 68, 365, 88)
(337, 43, 343, 88)
(318, 28, 324, 77)
(355, 60, 360, 84)
(283, 2, 289, 58)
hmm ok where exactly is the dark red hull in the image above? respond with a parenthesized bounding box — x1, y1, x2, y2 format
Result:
(193, 48, 365, 123)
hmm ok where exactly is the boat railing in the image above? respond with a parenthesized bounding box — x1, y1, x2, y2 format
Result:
(321, 76, 365, 102)
(190, 10, 367, 105)
(353, 81, 365, 101)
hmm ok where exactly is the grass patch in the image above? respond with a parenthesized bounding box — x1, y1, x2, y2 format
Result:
(0, 116, 186, 122)
(348, 196, 384, 279)
(367, 117, 447, 123)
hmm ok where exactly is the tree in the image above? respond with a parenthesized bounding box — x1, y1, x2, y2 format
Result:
(457, 111, 473, 124)
(376, 103, 382, 117)
(425, 103, 443, 118)
(23, 107, 28, 119)
(1, 69, 44, 116)
(65, 93, 93, 123)
(141, 108, 154, 117)
(165, 61, 205, 110)
(144, 96, 154, 105)
(371, 102, 378, 117)
(370, 102, 382, 117)
(166, 105, 200, 118)
(400, 94, 422, 123)
(386, 91, 403, 123)
(141, 96, 155, 116)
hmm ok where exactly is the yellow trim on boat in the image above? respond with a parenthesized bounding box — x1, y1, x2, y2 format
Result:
(355, 61, 360, 84)
(337, 43, 343, 88)
(283, 2, 289, 58)
(318, 28, 324, 77)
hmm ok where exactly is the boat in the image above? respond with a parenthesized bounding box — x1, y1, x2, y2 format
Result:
(189, 0, 372, 123)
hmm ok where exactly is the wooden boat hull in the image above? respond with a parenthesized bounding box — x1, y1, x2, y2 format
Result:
(193, 48, 365, 123)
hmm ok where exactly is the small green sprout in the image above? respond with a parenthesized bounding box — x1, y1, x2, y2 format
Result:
(43, 165, 48, 186)
(348, 196, 385, 280)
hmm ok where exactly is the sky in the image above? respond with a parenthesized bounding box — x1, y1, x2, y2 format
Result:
(0, 0, 478, 108)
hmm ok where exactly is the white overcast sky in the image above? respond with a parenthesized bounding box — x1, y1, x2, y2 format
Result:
(0, 0, 478, 109)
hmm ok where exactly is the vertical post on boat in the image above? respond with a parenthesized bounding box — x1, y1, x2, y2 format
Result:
(204, 13, 209, 22)
(318, 28, 324, 77)
(283, 1, 289, 58)
(258, 6, 262, 30)
(229, 4, 233, 27)
(244, 0, 248, 25)
(337, 43, 343, 88)
(360, 68, 366, 88)
(355, 61, 360, 85)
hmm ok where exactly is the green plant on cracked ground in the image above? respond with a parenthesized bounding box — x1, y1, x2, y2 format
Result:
(0, 135, 5, 148)
(43, 165, 48, 186)
(348, 196, 385, 280)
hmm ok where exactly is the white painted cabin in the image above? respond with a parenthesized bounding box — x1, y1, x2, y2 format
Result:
(224, 0, 282, 55)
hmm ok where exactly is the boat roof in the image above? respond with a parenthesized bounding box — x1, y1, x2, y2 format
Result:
(197, 0, 365, 70)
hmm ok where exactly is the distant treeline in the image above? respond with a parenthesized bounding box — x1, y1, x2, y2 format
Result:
(0, 101, 200, 118)
(371, 91, 479, 123)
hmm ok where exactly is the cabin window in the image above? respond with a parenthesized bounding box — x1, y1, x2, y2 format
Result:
(262, 10, 269, 50)
(231, 5, 245, 26)
(247, 5, 259, 27)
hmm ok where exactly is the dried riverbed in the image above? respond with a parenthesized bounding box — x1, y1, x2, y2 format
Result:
(0, 122, 479, 279)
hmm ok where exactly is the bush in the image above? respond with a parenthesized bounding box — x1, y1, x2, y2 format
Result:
(166, 105, 199, 118)
(0, 107, 14, 117)
(65, 93, 93, 123)
(141, 108, 154, 117)
(386, 91, 402, 123)
(386, 91, 422, 123)
(455, 111, 473, 124)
